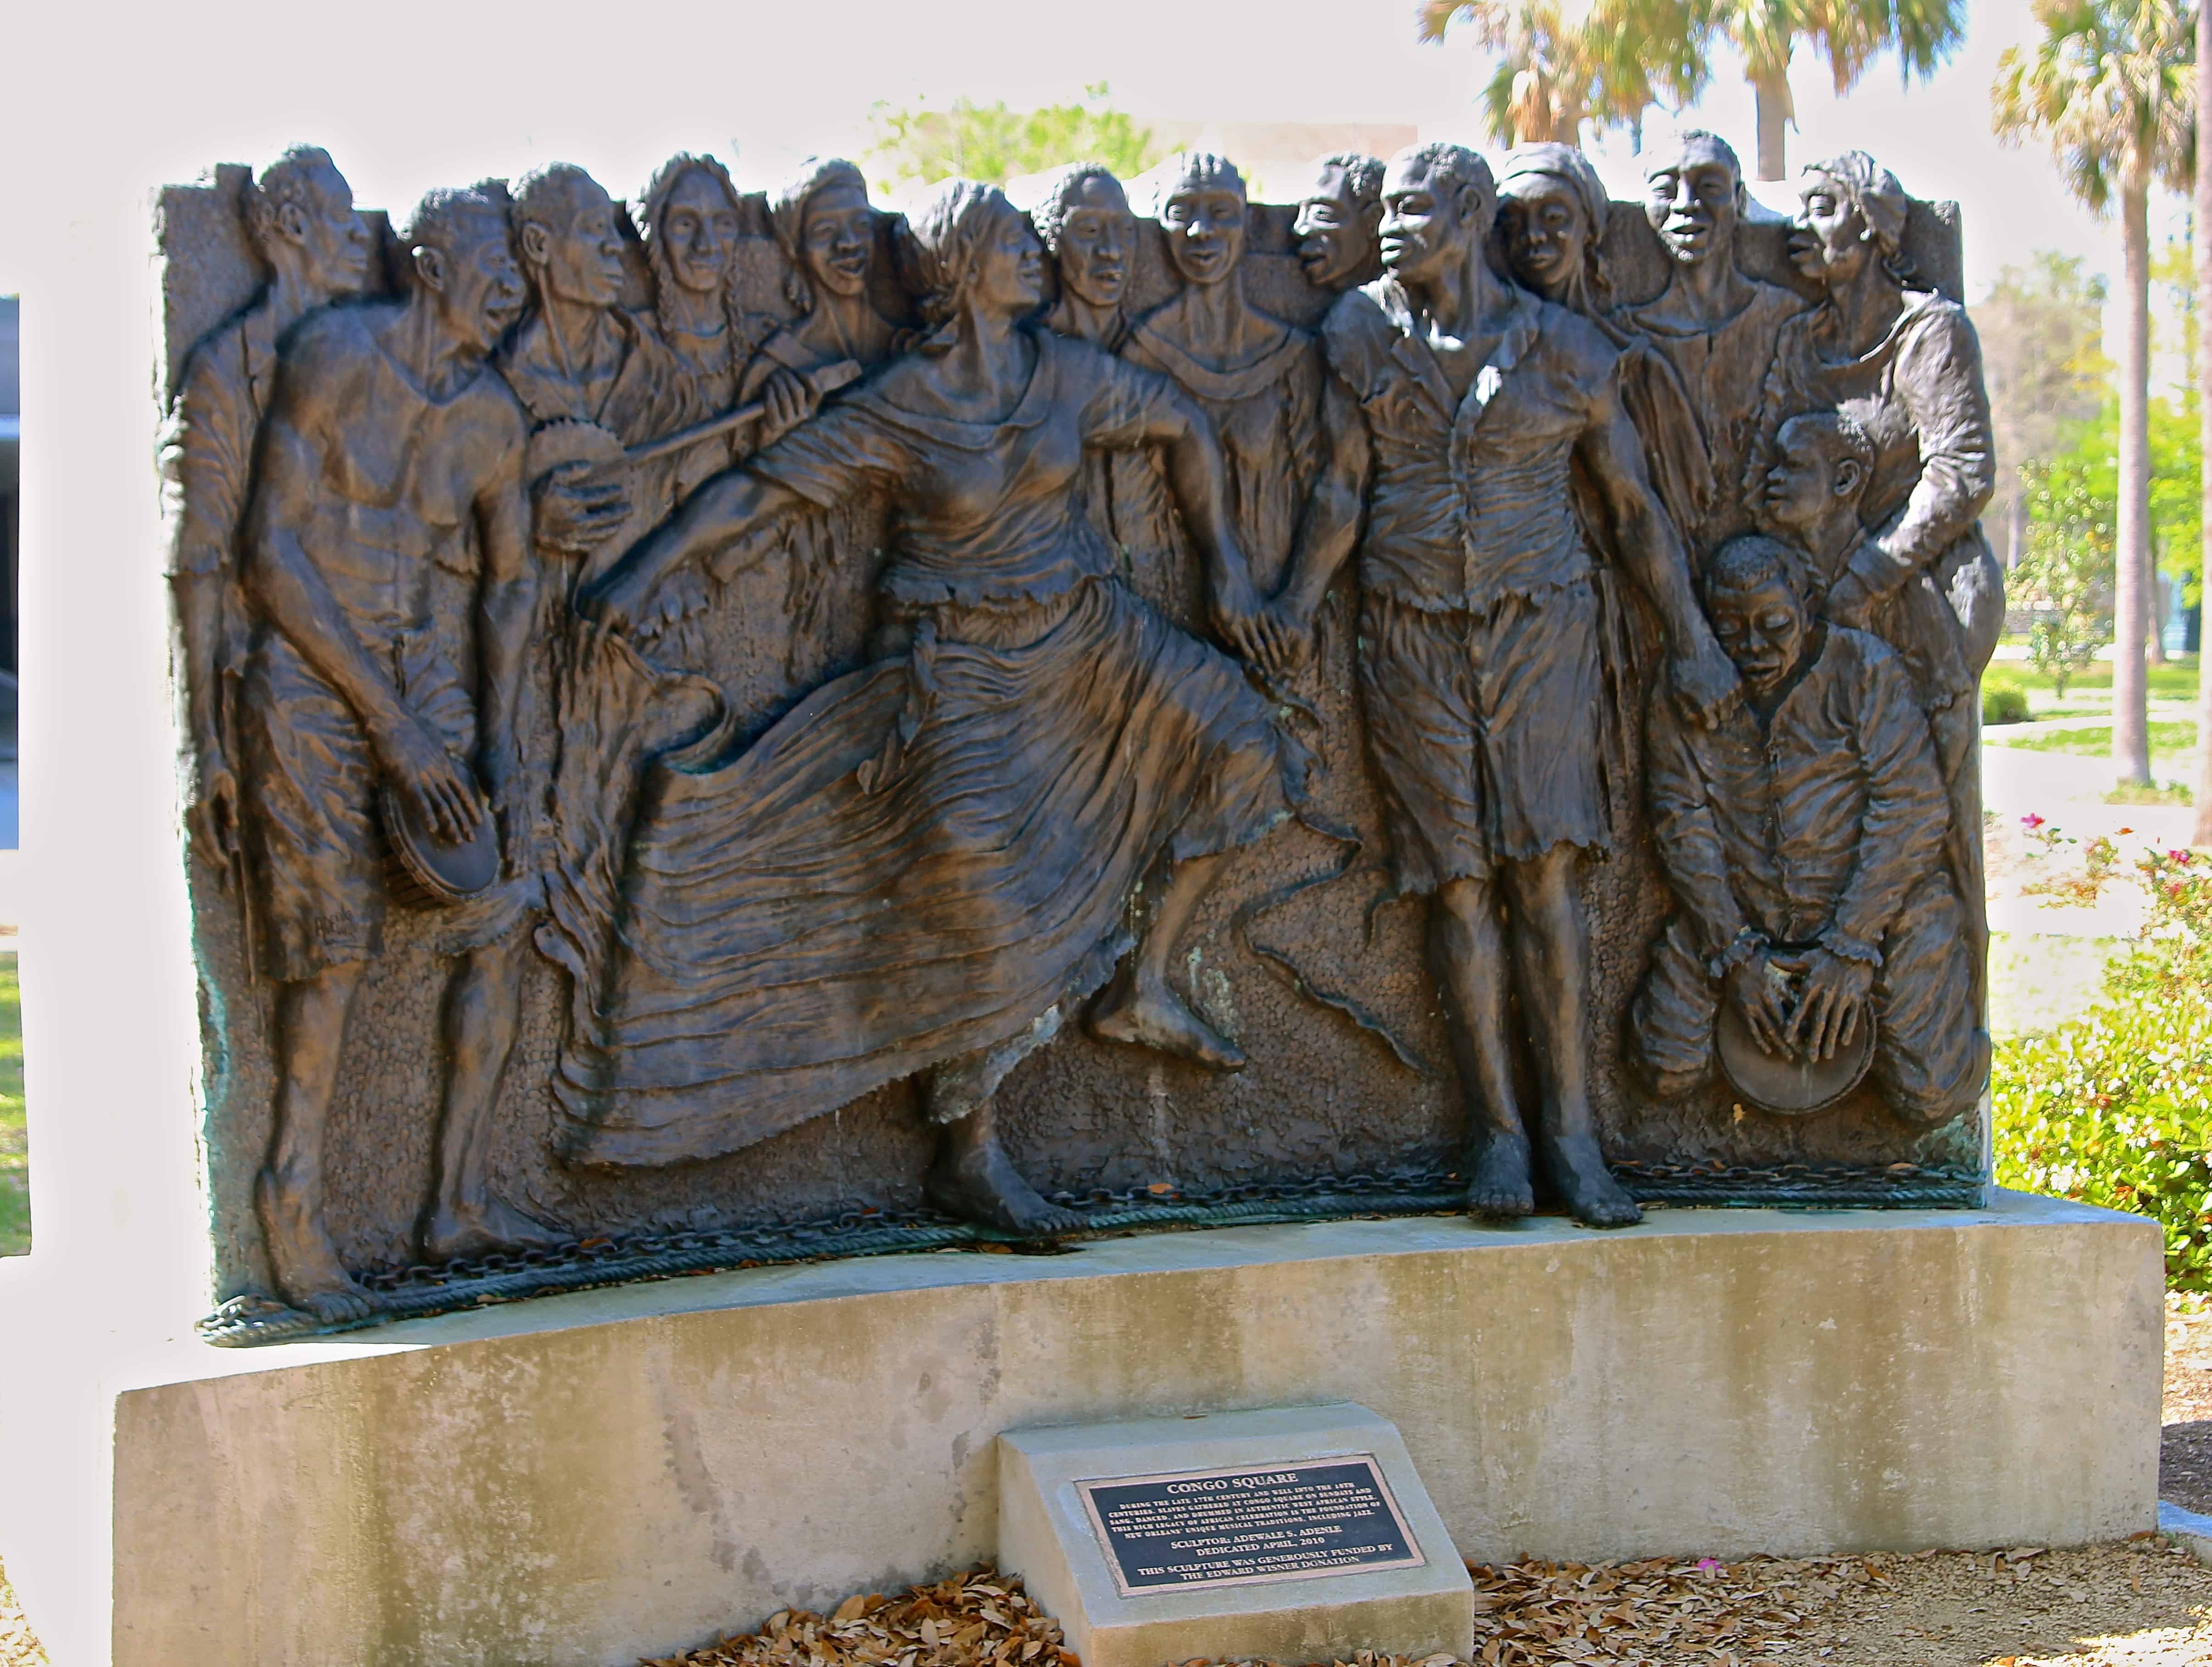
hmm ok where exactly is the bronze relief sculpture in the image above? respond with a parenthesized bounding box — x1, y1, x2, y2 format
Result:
(155, 133, 2000, 1341)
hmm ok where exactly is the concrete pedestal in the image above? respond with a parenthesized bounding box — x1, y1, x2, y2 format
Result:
(0, 1195, 2162, 1667)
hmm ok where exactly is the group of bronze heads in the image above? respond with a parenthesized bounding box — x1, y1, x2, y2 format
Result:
(166, 129, 1994, 1323)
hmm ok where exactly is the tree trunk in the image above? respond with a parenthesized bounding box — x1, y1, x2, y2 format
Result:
(1751, 72, 1789, 181)
(2114, 177, 2154, 786)
(2196, 0, 2212, 844)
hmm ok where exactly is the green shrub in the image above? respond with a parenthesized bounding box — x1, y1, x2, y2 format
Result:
(1982, 678, 2030, 725)
(1994, 847, 2212, 1289)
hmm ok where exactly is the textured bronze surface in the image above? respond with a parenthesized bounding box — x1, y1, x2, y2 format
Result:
(157, 136, 1995, 1336)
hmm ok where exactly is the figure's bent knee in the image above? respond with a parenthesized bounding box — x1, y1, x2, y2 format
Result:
(1881, 1026, 1990, 1130)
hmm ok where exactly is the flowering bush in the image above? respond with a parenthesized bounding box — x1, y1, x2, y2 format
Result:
(1994, 845, 2212, 1289)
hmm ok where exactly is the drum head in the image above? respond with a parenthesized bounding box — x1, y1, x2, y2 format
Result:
(1715, 997, 1874, 1116)
(378, 786, 499, 907)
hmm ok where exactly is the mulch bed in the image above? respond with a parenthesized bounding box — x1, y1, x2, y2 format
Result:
(646, 1549, 2212, 1667)
(2167, 1299, 2212, 1518)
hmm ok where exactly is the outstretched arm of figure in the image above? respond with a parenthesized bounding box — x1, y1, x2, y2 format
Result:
(242, 387, 485, 845)
(1580, 387, 1740, 730)
(1267, 375, 1372, 667)
(579, 467, 805, 634)
(472, 453, 539, 823)
(1150, 391, 1284, 668)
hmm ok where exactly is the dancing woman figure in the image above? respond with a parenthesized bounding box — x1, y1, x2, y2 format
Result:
(565, 181, 1305, 1234)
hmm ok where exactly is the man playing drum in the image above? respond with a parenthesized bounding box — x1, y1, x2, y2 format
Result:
(237, 183, 537, 1320)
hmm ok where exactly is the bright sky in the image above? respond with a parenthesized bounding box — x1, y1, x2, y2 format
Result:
(0, 0, 2178, 324)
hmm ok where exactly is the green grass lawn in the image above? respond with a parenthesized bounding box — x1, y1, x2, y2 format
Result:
(0, 955, 26, 1257)
(1986, 652, 2201, 701)
(1989, 719, 2199, 756)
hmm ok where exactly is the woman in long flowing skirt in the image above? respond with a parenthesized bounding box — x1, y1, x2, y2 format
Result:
(558, 181, 1305, 1233)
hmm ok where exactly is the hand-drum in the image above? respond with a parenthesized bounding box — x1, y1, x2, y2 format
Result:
(1715, 998, 1875, 1116)
(378, 786, 500, 909)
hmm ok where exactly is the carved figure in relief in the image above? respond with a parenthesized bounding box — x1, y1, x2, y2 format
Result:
(739, 157, 903, 669)
(1034, 164, 1146, 562)
(1495, 143, 1713, 544)
(1625, 131, 1808, 553)
(236, 184, 536, 1315)
(1037, 163, 1138, 351)
(562, 181, 1304, 1235)
(163, 146, 372, 881)
(1755, 149, 2002, 981)
(1630, 534, 1986, 1126)
(1760, 409, 1880, 588)
(1268, 142, 1740, 1227)
(1293, 152, 1385, 294)
(1123, 153, 1325, 606)
(497, 165, 698, 553)
(634, 152, 786, 507)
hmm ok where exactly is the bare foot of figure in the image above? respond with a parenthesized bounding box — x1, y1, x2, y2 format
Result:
(255, 1168, 384, 1324)
(1466, 1126, 1536, 1219)
(418, 1197, 572, 1266)
(927, 1116, 1088, 1239)
(1087, 970, 1246, 1071)
(1543, 1131, 1644, 1228)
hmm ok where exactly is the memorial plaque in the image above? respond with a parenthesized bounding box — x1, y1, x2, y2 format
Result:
(1075, 1456, 1425, 1595)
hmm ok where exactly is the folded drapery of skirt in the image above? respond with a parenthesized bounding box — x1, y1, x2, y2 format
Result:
(546, 576, 1303, 1169)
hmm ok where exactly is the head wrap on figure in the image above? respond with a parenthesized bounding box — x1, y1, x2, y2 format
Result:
(1497, 141, 1615, 317)
(896, 178, 1018, 353)
(770, 156, 872, 313)
(1803, 149, 1913, 284)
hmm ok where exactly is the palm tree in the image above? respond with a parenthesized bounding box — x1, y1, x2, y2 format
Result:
(1994, 0, 2195, 789)
(1417, 0, 1705, 147)
(2195, 0, 2212, 845)
(1422, 0, 1962, 174)
(1707, 0, 1968, 181)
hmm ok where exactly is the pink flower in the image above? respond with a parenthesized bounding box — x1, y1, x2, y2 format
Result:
(2021, 813, 2046, 830)
(1697, 1559, 1722, 1572)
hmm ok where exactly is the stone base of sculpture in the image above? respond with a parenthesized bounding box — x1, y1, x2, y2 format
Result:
(0, 1195, 2161, 1667)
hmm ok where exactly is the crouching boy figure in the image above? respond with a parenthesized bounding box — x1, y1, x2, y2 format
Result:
(1629, 534, 1988, 1128)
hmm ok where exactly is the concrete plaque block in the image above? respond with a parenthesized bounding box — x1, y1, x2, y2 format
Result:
(999, 1403, 1474, 1667)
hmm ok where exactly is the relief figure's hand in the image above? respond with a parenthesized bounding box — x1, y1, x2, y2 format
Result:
(1786, 947, 1873, 1062)
(187, 742, 241, 872)
(1260, 594, 1318, 674)
(755, 368, 821, 451)
(371, 712, 484, 847)
(577, 558, 653, 636)
(532, 462, 630, 558)
(1722, 948, 1789, 1058)
(1211, 566, 1280, 670)
(1670, 637, 1742, 730)
(1823, 570, 1879, 632)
